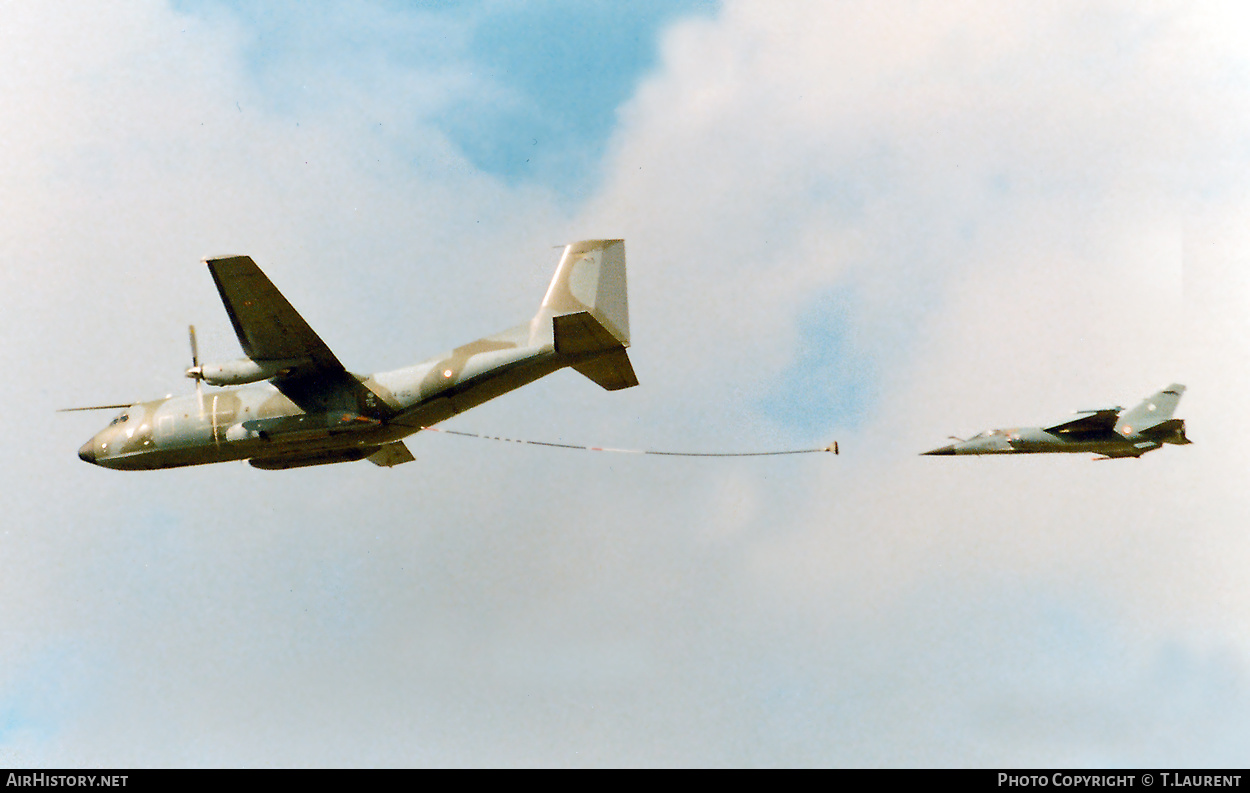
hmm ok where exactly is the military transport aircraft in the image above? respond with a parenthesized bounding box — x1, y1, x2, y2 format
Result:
(922, 384, 1191, 459)
(69, 240, 637, 470)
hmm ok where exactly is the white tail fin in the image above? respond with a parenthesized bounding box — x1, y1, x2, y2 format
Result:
(1116, 384, 1185, 436)
(540, 239, 629, 345)
(538, 240, 637, 391)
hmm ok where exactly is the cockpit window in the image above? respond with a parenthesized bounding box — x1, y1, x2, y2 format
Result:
(972, 429, 1006, 439)
(109, 413, 130, 426)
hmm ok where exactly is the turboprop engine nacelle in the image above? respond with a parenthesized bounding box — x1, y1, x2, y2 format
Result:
(187, 357, 303, 386)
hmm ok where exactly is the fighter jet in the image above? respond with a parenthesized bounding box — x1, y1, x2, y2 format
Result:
(923, 384, 1191, 459)
(69, 240, 637, 470)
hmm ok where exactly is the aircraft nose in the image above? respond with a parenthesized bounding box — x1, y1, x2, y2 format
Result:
(78, 440, 97, 464)
(922, 444, 956, 456)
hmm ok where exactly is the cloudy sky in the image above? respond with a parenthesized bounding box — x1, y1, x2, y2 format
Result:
(3, 0, 1250, 767)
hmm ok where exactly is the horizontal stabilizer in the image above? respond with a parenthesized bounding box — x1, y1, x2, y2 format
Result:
(553, 311, 624, 356)
(553, 311, 639, 391)
(367, 441, 415, 467)
(571, 348, 639, 391)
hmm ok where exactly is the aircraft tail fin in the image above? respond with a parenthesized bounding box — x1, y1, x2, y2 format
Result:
(539, 239, 629, 344)
(1115, 384, 1185, 437)
(538, 240, 638, 391)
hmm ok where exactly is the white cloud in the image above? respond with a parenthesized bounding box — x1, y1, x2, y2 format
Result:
(3, 0, 1250, 767)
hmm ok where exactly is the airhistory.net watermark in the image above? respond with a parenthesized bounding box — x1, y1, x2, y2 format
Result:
(6, 775, 127, 788)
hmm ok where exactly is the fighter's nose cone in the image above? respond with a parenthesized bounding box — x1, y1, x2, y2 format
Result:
(922, 444, 956, 456)
(78, 441, 97, 464)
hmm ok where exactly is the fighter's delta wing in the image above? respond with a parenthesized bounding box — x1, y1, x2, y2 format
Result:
(1043, 408, 1123, 438)
(206, 256, 394, 419)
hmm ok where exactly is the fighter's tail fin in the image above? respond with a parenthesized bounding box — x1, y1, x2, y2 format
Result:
(538, 239, 638, 391)
(1115, 384, 1186, 437)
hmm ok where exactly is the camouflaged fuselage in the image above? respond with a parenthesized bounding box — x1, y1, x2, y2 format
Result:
(920, 426, 1179, 457)
(79, 317, 570, 470)
(922, 385, 1191, 460)
(78, 240, 636, 471)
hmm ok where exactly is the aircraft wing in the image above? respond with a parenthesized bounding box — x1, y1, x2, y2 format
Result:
(1043, 408, 1122, 436)
(206, 256, 394, 418)
(207, 256, 342, 367)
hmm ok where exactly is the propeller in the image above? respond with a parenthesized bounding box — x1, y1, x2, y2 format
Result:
(57, 403, 136, 413)
(60, 325, 206, 414)
(186, 324, 205, 416)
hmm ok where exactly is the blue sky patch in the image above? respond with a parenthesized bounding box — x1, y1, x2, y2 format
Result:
(757, 289, 878, 436)
(447, 1, 716, 197)
(0, 642, 99, 748)
(176, 0, 718, 201)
